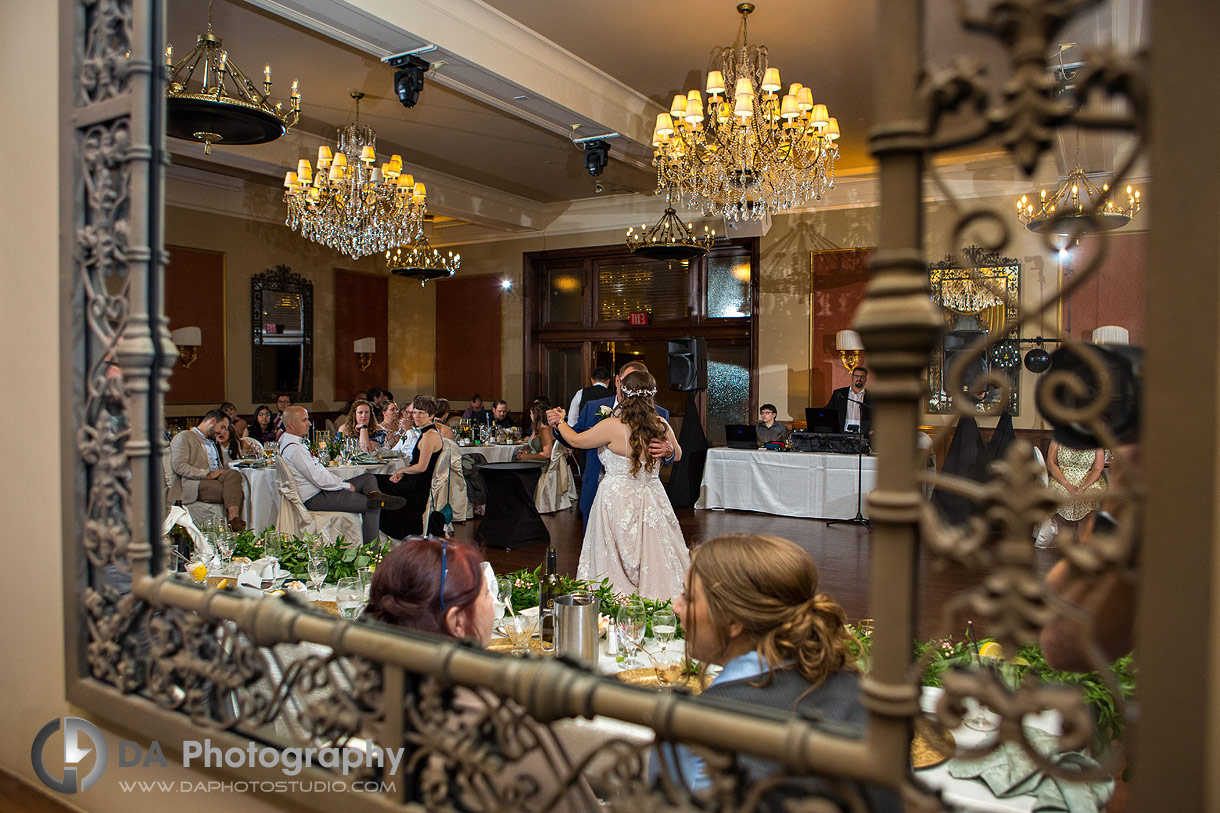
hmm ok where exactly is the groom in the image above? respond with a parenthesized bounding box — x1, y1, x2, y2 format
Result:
(548, 360, 678, 529)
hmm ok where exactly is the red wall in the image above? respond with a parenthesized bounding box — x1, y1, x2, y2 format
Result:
(811, 248, 872, 405)
(166, 247, 226, 404)
(1066, 231, 1147, 344)
(436, 276, 503, 401)
(333, 269, 389, 399)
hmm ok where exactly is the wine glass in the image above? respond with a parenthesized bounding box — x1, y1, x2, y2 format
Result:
(307, 556, 329, 598)
(336, 576, 363, 619)
(616, 601, 648, 668)
(263, 532, 281, 569)
(503, 614, 536, 656)
(496, 577, 515, 615)
(215, 530, 235, 573)
(652, 608, 677, 654)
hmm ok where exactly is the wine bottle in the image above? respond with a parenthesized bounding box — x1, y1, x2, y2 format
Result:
(539, 546, 561, 646)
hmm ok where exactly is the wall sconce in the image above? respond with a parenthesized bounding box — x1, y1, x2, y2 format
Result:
(835, 330, 863, 372)
(1091, 325, 1129, 346)
(171, 326, 201, 370)
(354, 337, 375, 371)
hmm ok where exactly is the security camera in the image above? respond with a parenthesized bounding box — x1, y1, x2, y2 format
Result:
(582, 140, 610, 176)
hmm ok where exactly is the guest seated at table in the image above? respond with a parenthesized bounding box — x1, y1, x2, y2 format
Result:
(514, 398, 555, 463)
(215, 420, 242, 462)
(380, 401, 401, 449)
(433, 398, 456, 441)
(365, 536, 600, 809)
(273, 393, 294, 434)
(219, 401, 248, 439)
(755, 403, 790, 444)
(392, 402, 420, 458)
(245, 405, 272, 446)
(169, 408, 247, 532)
(491, 399, 516, 429)
(376, 395, 445, 539)
(462, 394, 492, 424)
(339, 399, 386, 453)
(664, 533, 895, 810)
(278, 406, 404, 545)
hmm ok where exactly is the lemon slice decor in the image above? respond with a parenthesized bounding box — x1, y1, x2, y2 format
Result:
(188, 562, 208, 582)
(978, 641, 1030, 666)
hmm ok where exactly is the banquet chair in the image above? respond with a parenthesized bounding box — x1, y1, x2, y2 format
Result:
(535, 441, 577, 514)
(424, 437, 470, 530)
(272, 458, 362, 547)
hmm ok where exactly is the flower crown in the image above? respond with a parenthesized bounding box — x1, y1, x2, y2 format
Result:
(621, 385, 658, 398)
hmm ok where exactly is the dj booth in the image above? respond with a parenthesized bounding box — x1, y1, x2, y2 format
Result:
(695, 446, 877, 520)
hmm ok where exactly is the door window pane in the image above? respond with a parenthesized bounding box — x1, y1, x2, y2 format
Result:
(547, 266, 583, 323)
(705, 344, 751, 445)
(546, 346, 583, 410)
(706, 254, 751, 318)
(597, 260, 689, 322)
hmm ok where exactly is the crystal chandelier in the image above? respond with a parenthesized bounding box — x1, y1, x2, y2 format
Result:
(651, 3, 840, 221)
(283, 91, 426, 259)
(625, 206, 716, 260)
(165, 0, 300, 154)
(1016, 165, 1141, 235)
(386, 233, 460, 287)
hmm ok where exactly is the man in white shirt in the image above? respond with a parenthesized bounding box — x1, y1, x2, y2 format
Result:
(278, 406, 405, 544)
(825, 366, 873, 434)
(392, 402, 421, 459)
(566, 366, 612, 427)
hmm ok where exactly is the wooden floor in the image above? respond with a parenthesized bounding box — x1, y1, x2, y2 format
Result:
(447, 504, 1062, 643)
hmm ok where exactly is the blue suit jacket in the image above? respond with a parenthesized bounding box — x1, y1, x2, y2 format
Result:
(564, 395, 670, 528)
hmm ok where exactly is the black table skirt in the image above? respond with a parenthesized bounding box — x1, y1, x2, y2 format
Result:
(475, 462, 550, 549)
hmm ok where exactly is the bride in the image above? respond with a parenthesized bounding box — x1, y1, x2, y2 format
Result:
(551, 370, 690, 600)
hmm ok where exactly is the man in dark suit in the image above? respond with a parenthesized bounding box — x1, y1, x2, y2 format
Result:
(549, 360, 676, 529)
(826, 366, 873, 434)
(566, 366, 612, 427)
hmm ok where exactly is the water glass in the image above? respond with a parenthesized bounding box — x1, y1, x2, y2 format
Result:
(503, 614, 536, 656)
(263, 532, 282, 567)
(307, 557, 329, 597)
(617, 601, 647, 668)
(652, 609, 677, 653)
(652, 648, 686, 690)
(336, 576, 363, 619)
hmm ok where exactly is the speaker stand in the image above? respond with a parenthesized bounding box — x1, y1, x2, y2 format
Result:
(826, 434, 870, 529)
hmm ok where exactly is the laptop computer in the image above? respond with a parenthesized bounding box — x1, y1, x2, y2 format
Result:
(724, 424, 758, 449)
(805, 407, 841, 434)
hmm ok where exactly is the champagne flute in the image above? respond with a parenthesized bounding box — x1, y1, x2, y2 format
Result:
(617, 601, 647, 668)
(307, 556, 329, 598)
(652, 608, 677, 653)
(336, 576, 363, 619)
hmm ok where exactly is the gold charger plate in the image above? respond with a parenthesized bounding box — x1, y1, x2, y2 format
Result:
(487, 637, 548, 655)
(312, 600, 340, 617)
(613, 666, 708, 694)
(911, 716, 956, 769)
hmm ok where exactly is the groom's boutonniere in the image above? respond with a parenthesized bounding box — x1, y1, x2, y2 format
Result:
(596, 405, 613, 420)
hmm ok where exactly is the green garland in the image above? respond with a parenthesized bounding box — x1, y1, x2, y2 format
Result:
(217, 527, 389, 584)
(502, 567, 683, 639)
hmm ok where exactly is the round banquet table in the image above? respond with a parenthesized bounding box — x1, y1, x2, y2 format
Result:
(235, 461, 395, 532)
(475, 461, 549, 549)
(457, 443, 524, 463)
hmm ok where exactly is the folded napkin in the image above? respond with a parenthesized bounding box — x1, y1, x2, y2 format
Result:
(348, 452, 380, 465)
(948, 727, 1114, 812)
(163, 506, 214, 558)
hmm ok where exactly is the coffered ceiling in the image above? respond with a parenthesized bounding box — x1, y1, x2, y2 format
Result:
(165, 0, 1147, 246)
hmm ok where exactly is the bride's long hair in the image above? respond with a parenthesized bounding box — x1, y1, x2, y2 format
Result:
(615, 370, 667, 475)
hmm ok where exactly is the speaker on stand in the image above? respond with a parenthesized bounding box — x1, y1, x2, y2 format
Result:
(665, 338, 708, 508)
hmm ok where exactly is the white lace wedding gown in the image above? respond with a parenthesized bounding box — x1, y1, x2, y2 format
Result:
(577, 430, 690, 600)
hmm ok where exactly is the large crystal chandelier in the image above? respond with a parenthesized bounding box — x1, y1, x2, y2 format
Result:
(651, 3, 840, 221)
(283, 91, 426, 259)
(166, 0, 300, 154)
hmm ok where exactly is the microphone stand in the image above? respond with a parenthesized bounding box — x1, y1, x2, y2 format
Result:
(827, 396, 871, 529)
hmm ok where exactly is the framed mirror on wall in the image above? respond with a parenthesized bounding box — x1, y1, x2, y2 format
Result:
(928, 246, 1021, 414)
(252, 265, 313, 404)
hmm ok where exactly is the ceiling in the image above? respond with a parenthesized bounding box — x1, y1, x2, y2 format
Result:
(164, 0, 1147, 246)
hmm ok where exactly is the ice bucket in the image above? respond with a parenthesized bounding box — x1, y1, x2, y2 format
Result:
(553, 591, 600, 666)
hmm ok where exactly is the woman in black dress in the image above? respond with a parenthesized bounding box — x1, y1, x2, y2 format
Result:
(376, 395, 444, 538)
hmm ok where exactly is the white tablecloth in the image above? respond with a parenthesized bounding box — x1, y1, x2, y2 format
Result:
(236, 462, 395, 532)
(457, 444, 523, 463)
(696, 447, 877, 520)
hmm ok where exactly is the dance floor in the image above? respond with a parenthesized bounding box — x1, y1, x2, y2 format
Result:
(447, 505, 1063, 643)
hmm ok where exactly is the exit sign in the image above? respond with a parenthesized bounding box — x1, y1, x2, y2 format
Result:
(628, 311, 649, 326)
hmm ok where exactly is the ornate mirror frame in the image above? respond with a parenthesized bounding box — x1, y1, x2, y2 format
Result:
(251, 264, 313, 403)
(927, 246, 1021, 414)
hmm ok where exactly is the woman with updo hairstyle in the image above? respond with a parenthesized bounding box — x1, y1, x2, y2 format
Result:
(666, 534, 895, 809)
(551, 369, 688, 599)
(365, 537, 493, 644)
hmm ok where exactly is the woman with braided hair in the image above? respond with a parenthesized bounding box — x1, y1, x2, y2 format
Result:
(664, 534, 897, 809)
(551, 370, 689, 600)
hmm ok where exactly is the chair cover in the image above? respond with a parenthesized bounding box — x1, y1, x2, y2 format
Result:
(535, 441, 577, 514)
(424, 437, 470, 524)
(273, 458, 362, 546)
